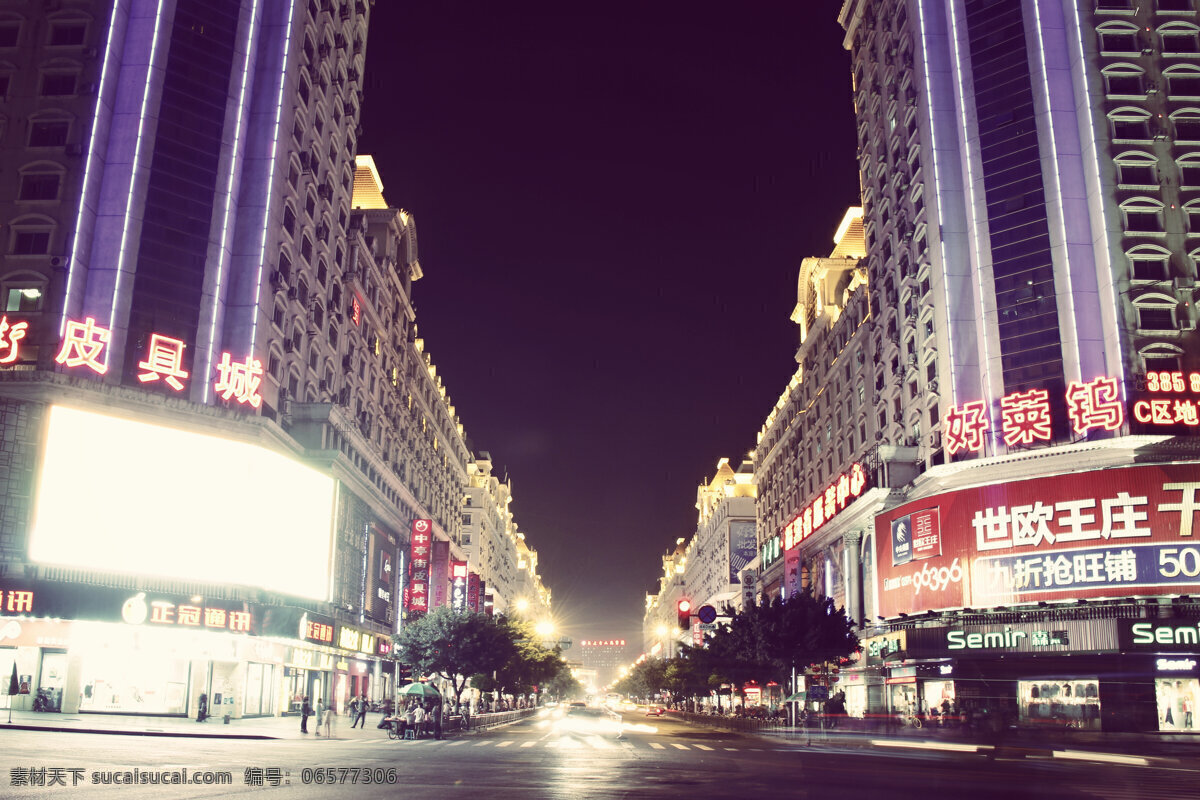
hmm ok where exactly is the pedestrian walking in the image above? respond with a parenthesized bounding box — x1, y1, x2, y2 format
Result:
(300, 696, 312, 734)
(323, 699, 335, 737)
(413, 703, 427, 738)
(314, 698, 325, 736)
(352, 694, 368, 729)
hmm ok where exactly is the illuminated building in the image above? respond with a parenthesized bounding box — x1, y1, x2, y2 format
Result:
(826, 0, 1200, 731)
(642, 539, 689, 659)
(0, 0, 481, 723)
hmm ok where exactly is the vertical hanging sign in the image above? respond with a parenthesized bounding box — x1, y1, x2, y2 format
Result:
(406, 520, 432, 616)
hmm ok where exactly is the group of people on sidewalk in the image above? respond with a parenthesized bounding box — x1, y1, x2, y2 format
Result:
(382, 701, 443, 740)
(297, 694, 371, 737)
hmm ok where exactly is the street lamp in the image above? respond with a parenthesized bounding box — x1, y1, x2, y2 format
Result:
(535, 620, 555, 639)
(514, 598, 530, 614)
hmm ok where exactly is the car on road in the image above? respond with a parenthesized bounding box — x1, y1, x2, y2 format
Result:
(645, 706, 665, 717)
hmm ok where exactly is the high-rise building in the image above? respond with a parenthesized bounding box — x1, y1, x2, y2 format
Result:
(823, 0, 1200, 732)
(578, 639, 628, 691)
(0, 0, 488, 722)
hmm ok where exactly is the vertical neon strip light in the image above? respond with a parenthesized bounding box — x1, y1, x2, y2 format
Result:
(1031, 0, 1082, 385)
(202, 0, 261, 402)
(1069, 0, 1124, 389)
(917, 0, 958, 407)
(109, 0, 168, 362)
(62, 0, 124, 336)
(946, 0, 997, 447)
(249, 0, 297, 355)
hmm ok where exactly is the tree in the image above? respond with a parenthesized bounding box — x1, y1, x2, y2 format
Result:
(493, 616, 563, 697)
(392, 607, 515, 704)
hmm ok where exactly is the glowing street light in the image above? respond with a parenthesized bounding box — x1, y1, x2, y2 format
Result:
(535, 619, 556, 639)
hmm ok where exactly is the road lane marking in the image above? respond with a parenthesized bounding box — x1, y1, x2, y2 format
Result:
(649, 742, 665, 750)
(670, 743, 689, 750)
(694, 744, 714, 751)
(723, 747, 738, 751)
(1052, 750, 1150, 767)
(496, 741, 513, 748)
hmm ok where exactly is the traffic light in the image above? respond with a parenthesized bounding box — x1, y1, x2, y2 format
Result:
(676, 598, 692, 630)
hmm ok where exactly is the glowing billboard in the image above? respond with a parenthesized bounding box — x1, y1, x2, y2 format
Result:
(30, 405, 334, 600)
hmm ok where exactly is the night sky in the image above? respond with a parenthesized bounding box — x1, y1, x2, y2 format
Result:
(357, 1, 860, 649)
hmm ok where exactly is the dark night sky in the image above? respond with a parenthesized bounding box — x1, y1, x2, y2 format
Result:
(357, 1, 860, 648)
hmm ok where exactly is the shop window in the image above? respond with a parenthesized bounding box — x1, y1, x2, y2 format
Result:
(1158, 679, 1199, 730)
(1020, 680, 1101, 731)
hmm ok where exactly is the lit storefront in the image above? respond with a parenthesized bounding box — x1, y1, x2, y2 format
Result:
(869, 462, 1200, 731)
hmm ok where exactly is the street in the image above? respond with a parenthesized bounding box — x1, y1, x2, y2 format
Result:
(0, 711, 1193, 799)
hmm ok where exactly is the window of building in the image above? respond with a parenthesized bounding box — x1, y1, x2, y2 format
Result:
(1159, 0, 1194, 10)
(1109, 107, 1153, 140)
(40, 72, 77, 96)
(300, 235, 313, 263)
(316, 259, 327, 286)
(1115, 150, 1159, 186)
(0, 22, 19, 47)
(18, 170, 62, 201)
(304, 191, 316, 219)
(1184, 198, 1200, 233)
(1135, 293, 1178, 330)
(298, 74, 310, 106)
(1103, 63, 1145, 96)
(1128, 244, 1172, 280)
(1159, 22, 1200, 53)
(48, 22, 87, 46)
(1165, 65, 1200, 98)
(1172, 109, 1200, 141)
(1121, 197, 1166, 232)
(272, 303, 285, 329)
(1141, 343, 1184, 373)
(28, 120, 69, 147)
(3, 280, 45, 312)
(9, 218, 53, 255)
(1097, 21, 1140, 53)
(282, 204, 296, 236)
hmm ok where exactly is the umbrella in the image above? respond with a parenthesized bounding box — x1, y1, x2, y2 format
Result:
(400, 682, 441, 700)
(783, 691, 806, 703)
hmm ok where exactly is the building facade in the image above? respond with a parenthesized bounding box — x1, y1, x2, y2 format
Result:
(0, 0, 542, 723)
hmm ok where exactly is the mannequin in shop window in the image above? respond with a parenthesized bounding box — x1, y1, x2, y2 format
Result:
(197, 693, 209, 723)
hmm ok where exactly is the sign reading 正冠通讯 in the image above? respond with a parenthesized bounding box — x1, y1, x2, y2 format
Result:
(874, 463, 1200, 618)
(780, 463, 869, 552)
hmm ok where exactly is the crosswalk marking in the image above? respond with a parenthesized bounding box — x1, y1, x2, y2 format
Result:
(649, 742, 665, 750)
(521, 741, 537, 748)
(670, 743, 690, 750)
(446, 741, 466, 746)
(724, 747, 738, 751)
(473, 741, 492, 746)
(694, 744, 714, 751)
(496, 741, 513, 747)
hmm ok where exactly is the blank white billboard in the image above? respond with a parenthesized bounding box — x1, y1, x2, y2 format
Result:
(30, 405, 334, 600)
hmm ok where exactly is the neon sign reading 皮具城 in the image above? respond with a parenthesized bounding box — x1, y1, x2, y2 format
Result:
(780, 463, 868, 551)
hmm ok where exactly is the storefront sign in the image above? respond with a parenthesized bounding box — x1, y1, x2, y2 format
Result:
(451, 560, 467, 612)
(467, 572, 481, 613)
(781, 463, 869, 551)
(902, 620, 1120, 658)
(336, 625, 376, 656)
(891, 508, 941, 566)
(0, 315, 30, 365)
(288, 648, 335, 671)
(1120, 619, 1200, 652)
(875, 463, 1200, 617)
(0, 588, 35, 614)
(305, 619, 334, 644)
(858, 631, 906, 665)
(1132, 371, 1200, 434)
(369, 528, 395, 624)
(431, 541, 449, 609)
(121, 592, 253, 632)
(406, 520, 432, 614)
(1158, 658, 1198, 671)
(729, 521, 757, 583)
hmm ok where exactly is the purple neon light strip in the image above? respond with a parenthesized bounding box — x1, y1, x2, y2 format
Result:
(249, 0, 298, 355)
(202, 0, 262, 402)
(62, 0, 124, 336)
(109, 0, 168, 368)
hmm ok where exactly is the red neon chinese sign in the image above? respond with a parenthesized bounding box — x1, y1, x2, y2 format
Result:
(1066, 375, 1123, 434)
(0, 316, 29, 365)
(305, 620, 334, 643)
(137, 333, 190, 391)
(0, 589, 34, 613)
(944, 400, 990, 456)
(781, 463, 868, 551)
(999, 388, 1053, 447)
(214, 352, 264, 407)
(406, 519, 433, 614)
(55, 317, 110, 374)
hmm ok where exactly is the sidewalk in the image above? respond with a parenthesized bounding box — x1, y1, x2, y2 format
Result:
(0, 709, 445, 741)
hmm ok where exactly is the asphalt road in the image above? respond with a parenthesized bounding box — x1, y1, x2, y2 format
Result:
(0, 711, 1193, 799)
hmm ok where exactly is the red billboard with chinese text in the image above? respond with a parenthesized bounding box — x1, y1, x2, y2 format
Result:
(874, 462, 1200, 618)
(406, 520, 433, 616)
